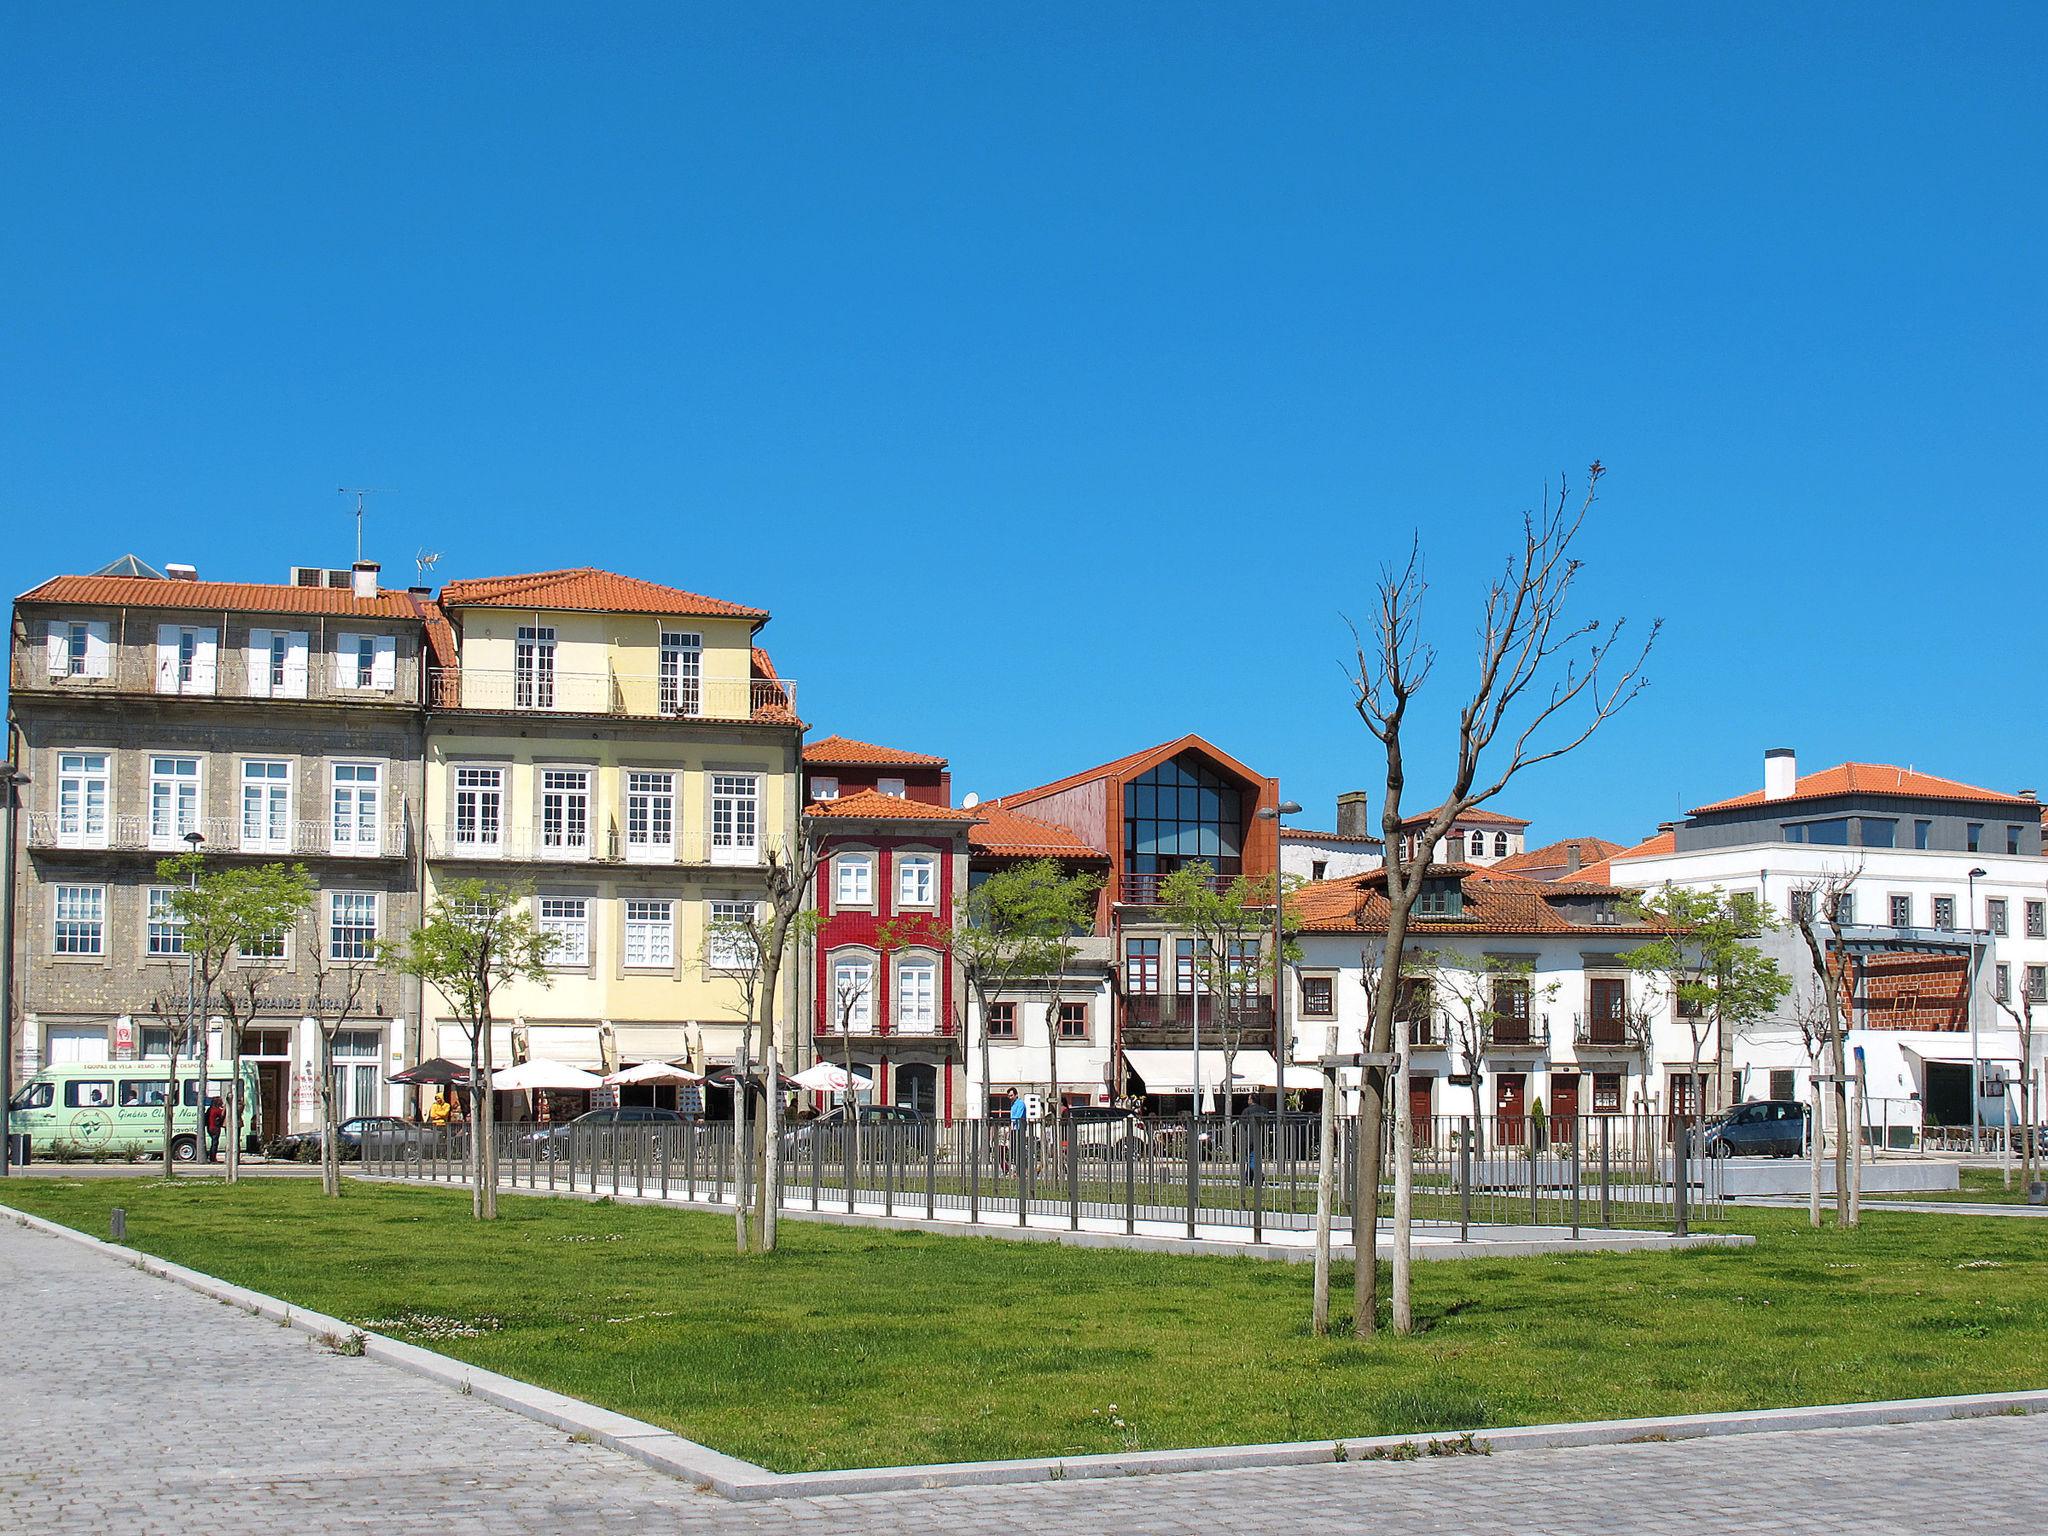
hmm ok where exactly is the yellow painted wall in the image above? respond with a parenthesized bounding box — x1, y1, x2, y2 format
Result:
(455, 611, 760, 718)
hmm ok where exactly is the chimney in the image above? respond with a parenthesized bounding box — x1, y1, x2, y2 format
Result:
(1336, 791, 1371, 838)
(1764, 747, 1797, 802)
(165, 563, 197, 581)
(352, 560, 380, 600)
(1564, 844, 1582, 875)
(2020, 789, 2039, 802)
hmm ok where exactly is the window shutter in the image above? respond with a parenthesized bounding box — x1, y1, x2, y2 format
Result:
(333, 634, 355, 689)
(155, 624, 179, 694)
(192, 629, 218, 692)
(372, 634, 396, 691)
(45, 624, 66, 677)
(85, 622, 111, 678)
(247, 629, 273, 697)
(283, 632, 309, 698)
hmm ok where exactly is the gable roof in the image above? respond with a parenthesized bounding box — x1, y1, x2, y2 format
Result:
(1493, 836, 1627, 878)
(1691, 762, 2036, 816)
(1281, 826, 1383, 846)
(1569, 830, 1678, 885)
(749, 647, 800, 725)
(967, 803, 1108, 861)
(803, 735, 948, 768)
(1289, 867, 1679, 937)
(438, 568, 768, 621)
(998, 733, 1271, 808)
(1394, 806, 1531, 830)
(17, 572, 427, 621)
(805, 790, 979, 824)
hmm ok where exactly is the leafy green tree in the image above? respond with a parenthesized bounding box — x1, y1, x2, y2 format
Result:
(1410, 949, 1558, 1128)
(1157, 862, 1293, 1141)
(157, 854, 316, 1182)
(1622, 886, 1792, 1118)
(390, 880, 556, 1220)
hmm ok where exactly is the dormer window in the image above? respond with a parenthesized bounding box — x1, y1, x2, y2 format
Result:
(877, 777, 906, 798)
(811, 776, 839, 801)
(1415, 879, 1464, 918)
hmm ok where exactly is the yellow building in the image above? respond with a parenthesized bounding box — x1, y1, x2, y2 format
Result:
(423, 569, 801, 1090)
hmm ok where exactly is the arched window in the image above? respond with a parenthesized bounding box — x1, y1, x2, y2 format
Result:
(830, 954, 874, 1031)
(897, 853, 936, 908)
(1468, 829, 1487, 859)
(834, 851, 874, 909)
(897, 957, 938, 1032)
(1494, 832, 1509, 857)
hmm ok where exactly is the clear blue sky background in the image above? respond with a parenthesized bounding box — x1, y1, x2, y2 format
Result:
(6, 3, 2045, 843)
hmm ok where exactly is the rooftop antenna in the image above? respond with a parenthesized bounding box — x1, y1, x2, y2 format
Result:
(337, 487, 397, 563)
(415, 548, 442, 585)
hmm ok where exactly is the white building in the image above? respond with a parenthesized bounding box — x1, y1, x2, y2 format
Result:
(1595, 749, 2045, 1138)
(961, 940, 1116, 1115)
(1392, 807, 1530, 867)
(1281, 791, 1383, 884)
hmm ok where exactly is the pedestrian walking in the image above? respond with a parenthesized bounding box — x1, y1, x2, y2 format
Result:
(203, 1095, 226, 1161)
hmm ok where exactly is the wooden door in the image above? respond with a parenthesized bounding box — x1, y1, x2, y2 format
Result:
(1495, 1072, 1527, 1146)
(1550, 1072, 1580, 1144)
(1408, 1074, 1434, 1146)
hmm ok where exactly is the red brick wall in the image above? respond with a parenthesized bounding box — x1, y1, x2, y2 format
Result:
(1847, 952, 1969, 1032)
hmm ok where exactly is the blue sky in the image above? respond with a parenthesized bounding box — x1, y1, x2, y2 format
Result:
(7, 3, 2046, 842)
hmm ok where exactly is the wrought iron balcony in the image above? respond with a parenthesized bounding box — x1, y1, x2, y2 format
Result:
(25, 811, 411, 860)
(428, 667, 795, 721)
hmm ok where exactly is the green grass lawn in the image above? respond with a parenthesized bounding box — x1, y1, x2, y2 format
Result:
(1864, 1166, 2048, 1205)
(3, 1177, 2045, 1473)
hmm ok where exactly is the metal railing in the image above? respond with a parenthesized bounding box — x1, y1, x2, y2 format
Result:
(359, 1109, 1716, 1238)
(1117, 871, 1278, 906)
(13, 645, 424, 704)
(26, 810, 410, 859)
(428, 668, 795, 720)
(421, 827, 786, 867)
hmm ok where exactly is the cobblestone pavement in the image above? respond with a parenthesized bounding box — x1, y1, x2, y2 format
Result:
(3, 1218, 2042, 1534)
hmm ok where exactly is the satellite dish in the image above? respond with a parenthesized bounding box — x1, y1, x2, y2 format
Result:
(962, 792, 980, 809)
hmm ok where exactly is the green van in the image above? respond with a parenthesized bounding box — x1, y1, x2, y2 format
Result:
(7, 1060, 264, 1162)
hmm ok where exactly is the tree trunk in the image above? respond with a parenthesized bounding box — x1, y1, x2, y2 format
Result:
(1828, 1022, 1852, 1227)
(318, 1027, 341, 1199)
(223, 1022, 242, 1184)
(734, 1021, 752, 1254)
(1808, 1048, 1824, 1229)
(759, 947, 784, 1253)
(161, 1037, 182, 1177)
(1391, 1051, 1413, 1334)
(1310, 1006, 1341, 1336)
(843, 1016, 862, 1199)
(194, 1010, 211, 1165)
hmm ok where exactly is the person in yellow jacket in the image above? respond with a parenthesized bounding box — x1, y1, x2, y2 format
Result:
(427, 1090, 453, 1128)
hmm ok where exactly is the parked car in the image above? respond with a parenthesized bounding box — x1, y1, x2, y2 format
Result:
(516, 1106, 690, 1158)
(1698, 1099, 1808, 1158)
(782, 1104, 933, 1156)
(267, 1115, 418, 1162)
(1061, 1105, 1146, 1161)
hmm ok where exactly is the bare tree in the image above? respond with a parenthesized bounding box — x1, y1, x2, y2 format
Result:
(1421, 950, 1557, 1129)
(1334, 463, 1657, 1336)
(1994, 989, 2037, 1194)
(1793, 864, 1863, 1227)
(310, 956, 378, 1198)
(145, 989, 193, 1171)
(829, 961, 873, 1181)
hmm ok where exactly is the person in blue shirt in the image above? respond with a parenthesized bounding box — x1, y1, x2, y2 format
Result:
(1008, 1089, 1033, 1179)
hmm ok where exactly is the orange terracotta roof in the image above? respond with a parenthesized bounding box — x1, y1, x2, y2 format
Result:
(1691, 763, 2036, 816)
(1281, 827, 1383, 846)
(967, 803, 1108, 861)
(418, 598, 459, 673)
(1569, 830, 1678, 885)
(997, 734, 1271, 807)
(803, 735, 948, 768)
(806, 790, 980, 823)
(1393, 806, 1531, 829)
(749, 647, 800, 725)
(1289, 868, 1682, 937)
(17, 573, 426, 620)
(438, 568, 767, 621)
(1494, 836, 1627, 878)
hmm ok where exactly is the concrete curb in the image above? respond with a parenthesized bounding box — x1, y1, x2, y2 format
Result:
(7, 1202, 2043, 1503)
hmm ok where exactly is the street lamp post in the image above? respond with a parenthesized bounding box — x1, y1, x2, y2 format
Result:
(1255, 799, 1302, 1119)
(0, 762, 28, 1175)
(1969, 866, 1987, 1150)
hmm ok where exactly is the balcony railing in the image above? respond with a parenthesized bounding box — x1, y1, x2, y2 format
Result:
(1404, 1017, 1447, 1049)
(423, 828, 784, 867)
(1121, 993, 1275, 1045)
(1482, 1019, 1550, 1052)
(1573, 1016, 1642, 1050)
(1117, 871, 1274, 906)
(13, 646, 421, 704)
(26, 812, 410, 860)
(428, 668, 795, 721)
(816, 1015, 960, 1039)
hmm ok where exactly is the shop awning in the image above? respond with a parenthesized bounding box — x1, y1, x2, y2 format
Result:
(1124, 1049, 1317, 1095)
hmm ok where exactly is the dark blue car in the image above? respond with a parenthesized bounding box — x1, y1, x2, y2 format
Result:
(1699, 1099, 1808, 1158)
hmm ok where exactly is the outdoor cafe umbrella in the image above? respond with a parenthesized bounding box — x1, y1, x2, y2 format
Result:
(490, 1058, 605, 1092)
(387, 1056, 474, 1086)
(790, 1061, 873, 1094)
(603, 1060, 706, 1087)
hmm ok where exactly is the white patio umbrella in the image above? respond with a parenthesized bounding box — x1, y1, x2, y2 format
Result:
(491, 1058, 605, 1092)
(791, 1061, 873, 1094)
(603, 1059, 706, 1087)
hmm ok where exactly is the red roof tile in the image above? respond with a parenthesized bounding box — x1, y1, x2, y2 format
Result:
(1289, 867, 1681, 936)
(1281, 827, 1384, 846)
(1691, 763, 2036, 816)
(1569, 830, 1677, 885)
(17, 573, 426, 620)
(439, 568, 767, 620)
(1393, 806, 1531, 829)
(998, 734, 1271, 807)
(806, 790, 980, 823)
(1493, 836, 1627, 878)
(803, 735, 948, 768)
(749, 647, 800, 725)
(967, 803, 1107, 860)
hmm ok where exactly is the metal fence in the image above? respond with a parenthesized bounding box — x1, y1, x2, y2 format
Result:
(360, 1111, 1717, 1239)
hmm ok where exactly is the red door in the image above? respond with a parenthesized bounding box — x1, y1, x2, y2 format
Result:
(1550, 1072, 1580, 1146)
(1408, 1075, 1434, 1145)
(1496, 1072, 1527, 1146)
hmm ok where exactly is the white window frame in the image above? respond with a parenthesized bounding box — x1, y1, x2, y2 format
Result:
(328, 891, 379, 961)
(659, 631, 701, 717)
(451, 765, 506, 855)
(331, 762, 382, 856)
(146, 887, 185, 957)
(515, 625, 557, 709)
(708, 899, 758, 971)
(52, 885, 105, 956)
(877, 776, 906, 799)
(540, 767, 593, 858)
(623, 898, 675, 969)
(835, 851, 874, 909)
(624, 771, 676, 863)
(155, 624, 219, 695)
(709, 774, 760, 865)
(896, 957, 938, 1033)
(810, 776, 840, 801)
(333, 632, 395, 693)
(831, 955, 875, 1031)
(538, 896, 589, 967)
(247, 628, 311, 700)
(56, 752, 111, 849)
(48, 620, 108, 679)
(896, 853, 936, 909)
(147, 755, 203, 851)
(239, 759, 294, 853)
